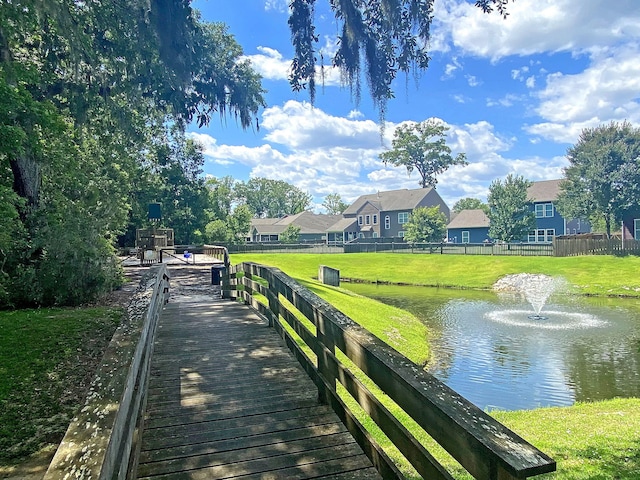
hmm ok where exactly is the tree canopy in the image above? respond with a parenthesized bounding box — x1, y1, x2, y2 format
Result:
(289, 0, 512, 118)
(0, 1, 264, 306)
(453, 198, 489, 214)
(557, 121, 640, 237)
(487, 174, 535, 243)
(322, 193, 349, 215)
(403, 206, 447, 243)
(380, 119, 467, 188)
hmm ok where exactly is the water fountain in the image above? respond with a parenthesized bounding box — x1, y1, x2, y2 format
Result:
(490, 273, 608, 330)
(494, 273, 565, 319)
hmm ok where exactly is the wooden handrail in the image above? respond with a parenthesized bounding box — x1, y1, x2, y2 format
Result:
(223, 262, 556, 480)
(43, 265, 170, 480)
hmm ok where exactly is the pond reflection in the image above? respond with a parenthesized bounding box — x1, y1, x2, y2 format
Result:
(344, 283, 640, 411)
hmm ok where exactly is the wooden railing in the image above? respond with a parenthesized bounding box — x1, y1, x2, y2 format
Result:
(223, 262, 556, 480)
(44, 265, 170, 480)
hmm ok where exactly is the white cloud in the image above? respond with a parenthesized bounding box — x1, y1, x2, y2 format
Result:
(466, 74, 480, 87)
(192, 101, 569, 208)
(526, 44, 640, 142)
(435, 0, 640, 60)
(243, 46, 342, 86)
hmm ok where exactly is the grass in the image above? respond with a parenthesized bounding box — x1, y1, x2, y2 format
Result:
(0, 306, 123, 463)
(230, 252, 640, 479)
(231, 253, 640, 296)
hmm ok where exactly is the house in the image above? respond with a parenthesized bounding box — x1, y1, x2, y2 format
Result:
(339, 187, 450, 240)
(622, 209, 640, 240)
(248, 211, 342, 242)
(446, 179, 591, 244)
(526, 179, 590, 242)
(446, 209, 490, 243)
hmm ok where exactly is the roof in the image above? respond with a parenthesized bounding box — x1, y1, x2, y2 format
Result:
(447, 209, 490, 229)
(250, 211, 342, 235)
(327, 217, 357, 232)
(527, 179, 562, 203)
(343, 188, 438, 215)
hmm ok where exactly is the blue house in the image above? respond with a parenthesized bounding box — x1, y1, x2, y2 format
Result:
(526, 179, 590, 242)
(446, 209, 490, 243)
(447, 179, 591, 244)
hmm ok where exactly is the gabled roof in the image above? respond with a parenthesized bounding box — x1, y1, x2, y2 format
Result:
(527, 179, 562, 203)
(327, 217, 357, 232)
(343, 187, 438, 215)
(447, 209, 490, 229)
(250, 211, 342, 235)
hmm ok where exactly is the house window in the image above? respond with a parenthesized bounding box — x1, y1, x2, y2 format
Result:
(365, 214, 371, 225)
(398, 212, 409, 224)
(398, 231, 405, 238)
(358, 232, 365, 239)
(462, 231, 470, 243)
(373, 214, 378, 225)
(634, 219, 640, 240)
(373, 232, 379, 238)
(358, 215, 363, 225)
(528, 229, 555, 242)
(384, 215, 390, 229)
(535, 203, 554, 218)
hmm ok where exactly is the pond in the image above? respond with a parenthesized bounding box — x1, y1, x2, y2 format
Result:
(343, 283, 640, 411)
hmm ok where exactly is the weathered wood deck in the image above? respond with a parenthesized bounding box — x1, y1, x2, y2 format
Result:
(135, 298, 382, 479)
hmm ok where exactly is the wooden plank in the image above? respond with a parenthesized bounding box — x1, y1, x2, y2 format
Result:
(139, 422, 349, 464)
(135, 294, 382, 480)
(137, 431, 357, 477)
(137, 443, 370, 480)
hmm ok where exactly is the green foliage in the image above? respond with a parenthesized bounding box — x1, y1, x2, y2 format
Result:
(280, 224, 302, 243)
(322, 193, 349, 214)
(236, 177, 312, 218)
(453, 197, 489, 214)
(403, 206, 447, 243)
(488, 174, 536, 243)
(289, 0, 510, 120)
(380, 119, 467, 188)
(557, 121, 640, 236)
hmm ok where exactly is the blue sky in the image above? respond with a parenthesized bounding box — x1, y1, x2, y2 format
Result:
(189, 0, 640, 211)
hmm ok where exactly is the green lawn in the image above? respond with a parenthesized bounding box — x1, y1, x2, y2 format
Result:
(0, 307, 122, 463)
(230, 253, 640, 479)
(231, 253, 640, 296)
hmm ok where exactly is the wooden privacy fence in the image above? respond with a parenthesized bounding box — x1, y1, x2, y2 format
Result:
(223, 262, 556, 480)
(44, 265, 170, 480)
(553, 237, 640, 256)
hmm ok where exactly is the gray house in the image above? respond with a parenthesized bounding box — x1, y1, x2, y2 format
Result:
(337, 188, 450, 240)
(249, 211, 342, 242)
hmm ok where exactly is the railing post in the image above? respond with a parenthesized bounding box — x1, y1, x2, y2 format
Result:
(316, 312, 336, 405)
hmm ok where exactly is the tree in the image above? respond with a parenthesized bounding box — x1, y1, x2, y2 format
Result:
(280, 224, 301, 243)
(0, 2, 265, 306)
(487, 175, 536, 243)
(380, 119, 467, 188)
(453, 198, 489, 214)
(404, 206, 447, 243)
(557, 121, 640, 236)
(237, 178, 312, 218)
(289, 0, 511, 119)
(322, 193, 349, 214)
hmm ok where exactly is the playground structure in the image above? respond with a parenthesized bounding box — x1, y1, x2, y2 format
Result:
(135, 228, 174, 264)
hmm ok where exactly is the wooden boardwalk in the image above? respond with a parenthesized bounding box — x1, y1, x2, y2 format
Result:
(135, 298, 382, 479)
